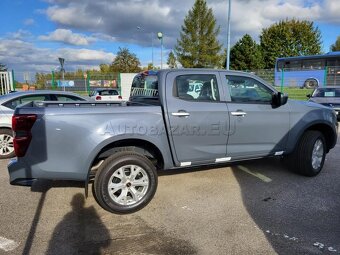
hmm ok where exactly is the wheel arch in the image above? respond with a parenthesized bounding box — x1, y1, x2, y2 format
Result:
(84, 138, 165, 197)
(93, 138, 165, 169)
(294, 123, 336, 153)
(306, 123, 336, 152)
(0, 126, 12, 131)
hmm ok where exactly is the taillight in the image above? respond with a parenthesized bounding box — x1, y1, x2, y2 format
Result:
(118, 96, 122, 99)
(12, 114, 37, 131)
(13, 136, 32, 157)
(12, 114, 37, 157)
(96, 96, 102, 100)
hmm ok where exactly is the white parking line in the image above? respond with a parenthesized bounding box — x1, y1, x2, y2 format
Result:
(0, 237, 19, 252)
(238, 165, 272, 183)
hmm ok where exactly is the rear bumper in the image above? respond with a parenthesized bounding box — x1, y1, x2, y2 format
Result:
(11, 178, 37, 186)
(7, 159, 36, 186)
(8, 158, 86, 186)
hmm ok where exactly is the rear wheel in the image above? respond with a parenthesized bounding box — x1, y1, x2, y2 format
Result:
(287, 130, 326, 176)
(0, 129, 15, 159)
(93, 151, 158, 214)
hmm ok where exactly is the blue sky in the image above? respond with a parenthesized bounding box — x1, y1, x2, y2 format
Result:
(0, 0, 339, 77)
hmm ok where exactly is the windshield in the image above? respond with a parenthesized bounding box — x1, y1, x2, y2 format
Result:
(312, 88, 340, 97)
(130, 71, 158, 100)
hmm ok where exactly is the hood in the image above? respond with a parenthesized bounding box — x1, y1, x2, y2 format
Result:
(290, 99, 329, 109)
(309, 97, 340, 106)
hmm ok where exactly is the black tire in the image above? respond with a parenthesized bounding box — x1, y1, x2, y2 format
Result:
(93, 151, 158, 214)
(304, 79, 318, 89)
(287, 130, 326, 176)
(0, 128, 15, 159)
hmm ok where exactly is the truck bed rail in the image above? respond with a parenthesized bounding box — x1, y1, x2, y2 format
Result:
(33, 101, 126, 108)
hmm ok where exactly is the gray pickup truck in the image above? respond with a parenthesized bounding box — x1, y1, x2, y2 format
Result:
(8, 69, 338, 214)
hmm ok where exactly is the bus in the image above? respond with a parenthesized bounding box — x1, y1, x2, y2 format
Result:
(275, 51, 340, 88)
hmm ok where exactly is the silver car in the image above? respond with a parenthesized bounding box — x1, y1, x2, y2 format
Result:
(308, 86, 340, 120)
(0, 90, 87, 159)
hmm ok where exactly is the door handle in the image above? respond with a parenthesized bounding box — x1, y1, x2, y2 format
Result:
(231, 111, 247, 116)
(172, 111, 190, 117)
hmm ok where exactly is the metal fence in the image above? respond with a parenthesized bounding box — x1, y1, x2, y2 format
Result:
(0, 71, 14, 95)
(247, 66, 340, 100)
(9, 67, 340, 100)
(14, 71, 120, 96)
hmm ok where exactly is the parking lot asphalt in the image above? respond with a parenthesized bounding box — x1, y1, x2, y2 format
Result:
(0, 134, 339, 254)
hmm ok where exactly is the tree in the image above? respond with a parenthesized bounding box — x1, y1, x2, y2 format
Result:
(175, 0, 222, 68)
(230, 34, 264, 70)
(0, 63, 7, 71)
(167, 51, 177, 68)
(99, 64, 111, 73)
(111, 47, 141, 73)
(260, 19, 322, 68)
(330, 36, 340, 52)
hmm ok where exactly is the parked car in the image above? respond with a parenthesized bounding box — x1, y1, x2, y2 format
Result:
(90, 88, 122, 101)
(307, 86, 340, 120)
(8, 69, 338, 214)
(0, 90, 87, 159)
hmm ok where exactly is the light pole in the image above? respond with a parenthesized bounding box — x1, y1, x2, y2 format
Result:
(137, 26, 154, 68)
(58, 57, 65, 91)
(157, 32, 163, 69)
(226, 0, 231, 70)
(151, 32, 154, 68)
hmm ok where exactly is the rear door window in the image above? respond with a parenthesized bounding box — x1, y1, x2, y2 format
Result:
(174, 74, 220, 101)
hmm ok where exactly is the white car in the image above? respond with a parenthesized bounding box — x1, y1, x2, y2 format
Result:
(0, 90, 87, 159)
(90, 88, 123, 101)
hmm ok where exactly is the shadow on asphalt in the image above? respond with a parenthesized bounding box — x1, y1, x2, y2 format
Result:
(231, 158, 340, 255)
(22, 180, 89, 255)
(22, 180, 197, 255)
(46, 193, 111, 255)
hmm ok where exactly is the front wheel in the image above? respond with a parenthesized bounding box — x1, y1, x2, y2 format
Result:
(93, 151, 158, 214)
(287, 130, 326, 176)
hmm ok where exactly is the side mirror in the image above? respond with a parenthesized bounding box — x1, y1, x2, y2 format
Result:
(272, 92, 288, 107)
(306, 94, 311, 98)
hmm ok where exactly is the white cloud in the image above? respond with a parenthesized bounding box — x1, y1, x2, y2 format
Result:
(39, 29, 96, 46)
(44, 0, 178, 47)
(3, 0, 340, 74)
(93, 33, 117, 42)
(24, 18, 35, 26)
(0, 38, 114, 72)
(42, 0, 340, 49)
(7, 29, 32, 40)
(210, 0, 340, 44)
(58, 48, 114, 62)
(320, 0, 340, 23)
